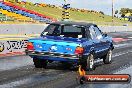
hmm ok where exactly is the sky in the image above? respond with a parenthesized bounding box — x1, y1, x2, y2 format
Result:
(22, 0, 132, 15)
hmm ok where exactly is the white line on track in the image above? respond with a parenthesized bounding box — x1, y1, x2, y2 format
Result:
(114, 43, 129, 48)
(114, 42, 132, 48)
(112, 50, 132, 58)
(94, 50, 132, 64)
(128, 37, 132, 39)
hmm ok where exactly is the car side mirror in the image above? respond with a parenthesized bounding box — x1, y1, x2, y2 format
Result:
(103, 33, 108, 37)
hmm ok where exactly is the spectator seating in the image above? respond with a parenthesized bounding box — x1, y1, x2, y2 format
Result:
(0, 8, 34, 22)
(0, 2, 56, 23)
(0, 13, 13, 21)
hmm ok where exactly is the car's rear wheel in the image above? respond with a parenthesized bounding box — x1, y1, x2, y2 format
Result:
(103, 49, 112, 64)
(33, 58, 47, 68)
(82, 54, 95, 71)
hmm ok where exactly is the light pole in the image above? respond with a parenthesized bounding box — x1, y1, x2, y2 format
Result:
(112, 0, 114, 22)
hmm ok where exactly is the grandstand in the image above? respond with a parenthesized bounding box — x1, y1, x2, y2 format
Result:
(0, 1, 56, 23)
(0, 8, 34, 22)
(0, 13, 13, 21)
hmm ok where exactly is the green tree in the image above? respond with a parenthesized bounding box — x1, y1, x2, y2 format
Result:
(120, 8, 132, 15)
(99, 11, 104, 15)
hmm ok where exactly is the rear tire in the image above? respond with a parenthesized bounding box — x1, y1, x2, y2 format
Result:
(81, 54, 95, 71)
(103, 49, 112, 64)
(33, 58, 47, 68)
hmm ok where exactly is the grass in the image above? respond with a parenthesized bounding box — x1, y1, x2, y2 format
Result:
(9, 2, 132, 26)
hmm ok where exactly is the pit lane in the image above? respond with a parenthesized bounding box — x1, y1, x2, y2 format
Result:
(0, 32, 132, 88)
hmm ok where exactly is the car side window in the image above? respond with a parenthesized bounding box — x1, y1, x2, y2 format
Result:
(54, 25, 61, 34)
(93, 26, 103, 39)
(85, 28, 91, 39)
(89, 26, 96, 39)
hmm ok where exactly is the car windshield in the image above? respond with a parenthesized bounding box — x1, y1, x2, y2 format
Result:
(41, 24, 85, 38)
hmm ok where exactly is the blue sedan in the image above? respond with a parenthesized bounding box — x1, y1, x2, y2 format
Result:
(26, 21, 114, 71)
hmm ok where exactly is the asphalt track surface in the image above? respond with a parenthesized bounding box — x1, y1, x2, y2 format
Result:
(0, 32, 132, 88)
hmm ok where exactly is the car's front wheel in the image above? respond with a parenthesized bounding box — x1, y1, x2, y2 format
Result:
(103, 49, 112, 64)
(81, 54, 95, 71)
(33, 58, 47, 68)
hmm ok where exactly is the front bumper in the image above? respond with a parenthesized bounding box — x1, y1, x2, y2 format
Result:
(25, 50, 81, 61)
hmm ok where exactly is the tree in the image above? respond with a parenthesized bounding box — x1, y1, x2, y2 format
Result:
(99, 11, 104, 15)
(120, 8, 132, 16)
(15, 0, 18, 2)
(121, 14, 125, 17)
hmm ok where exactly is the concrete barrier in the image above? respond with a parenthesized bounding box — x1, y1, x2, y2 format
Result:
(0, 24, 132, 35)
(0, 24, 48, 35)
(100, 26, 132, 32)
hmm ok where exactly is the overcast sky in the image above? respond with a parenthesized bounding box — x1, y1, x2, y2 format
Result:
(22, 0, 132, 15)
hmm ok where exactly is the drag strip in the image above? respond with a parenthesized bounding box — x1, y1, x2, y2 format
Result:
(0, 40, 132, 88)
(27, 51, 132, 88)
(0, 32, 132, 88)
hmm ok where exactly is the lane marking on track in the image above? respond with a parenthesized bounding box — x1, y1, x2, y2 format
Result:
(128, 37, 132, 39)
(94, 50, 132, 64)
(114, 43, 129, 48)
(112, 50, 132, 58)
(114, 42, 132, 49)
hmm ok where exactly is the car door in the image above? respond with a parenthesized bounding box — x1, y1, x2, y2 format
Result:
(88, 25, 102, 58)
(93, 25, 109, 56)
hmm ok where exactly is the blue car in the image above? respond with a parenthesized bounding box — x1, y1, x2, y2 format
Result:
(26, 21, 114, 70)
